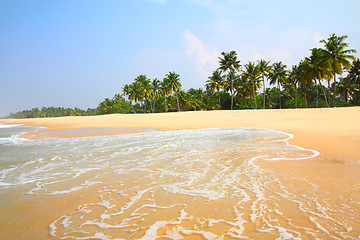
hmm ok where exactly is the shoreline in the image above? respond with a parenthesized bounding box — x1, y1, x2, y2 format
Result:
(1, 107, 359, 161)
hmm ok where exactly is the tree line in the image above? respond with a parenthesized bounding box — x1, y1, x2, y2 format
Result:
(7, 33, 359, 118)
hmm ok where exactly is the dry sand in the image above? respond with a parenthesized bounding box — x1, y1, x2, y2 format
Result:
(1, 107, 359, 161)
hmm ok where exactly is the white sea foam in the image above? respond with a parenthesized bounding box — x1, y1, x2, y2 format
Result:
(0, 123, 23, 128)
(1, 127, 358, 239)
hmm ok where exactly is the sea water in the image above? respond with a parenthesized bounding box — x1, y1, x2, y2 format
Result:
(0, 123, 358, 239)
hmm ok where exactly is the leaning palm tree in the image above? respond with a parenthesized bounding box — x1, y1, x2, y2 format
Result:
(258, 59, 271, 109)
(242, 61, 261, 109)
(218, 51, 241, 110)
(318, 34, 356, 107)
(206, 70, 225, 106)
(268, 62, 288, 109)
(165, 71, 182, 112)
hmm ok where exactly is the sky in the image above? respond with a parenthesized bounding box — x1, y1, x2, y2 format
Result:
(0, 0, 359, 117)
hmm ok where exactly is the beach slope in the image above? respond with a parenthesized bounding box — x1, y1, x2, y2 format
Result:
(1, 107, 359, 161)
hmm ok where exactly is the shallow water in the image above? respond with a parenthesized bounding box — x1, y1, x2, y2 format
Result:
(0, 123, 359, 239)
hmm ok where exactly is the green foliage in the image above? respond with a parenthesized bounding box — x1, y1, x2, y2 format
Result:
(8, 107, 99, 119)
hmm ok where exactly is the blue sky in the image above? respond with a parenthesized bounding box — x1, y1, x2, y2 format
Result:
(1, 0, 359, 117)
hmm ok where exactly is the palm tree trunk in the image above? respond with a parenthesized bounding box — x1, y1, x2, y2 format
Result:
(153, 93, 156, 113)
(217, 89, 221, 106)
(263, 75, 266, 109)
(164, 95, 167, 113)
(176, 92, 180, 112)
(319, 81, 329, 107)
(278, 82, 282, 109)
(252, 79, 257, 109)
(332, 72, 336, 107)
(345, 90, 348, 104)
(295, 84, 297, 108)
(316, 79, 319, 108)
(231, 77, 234, 110)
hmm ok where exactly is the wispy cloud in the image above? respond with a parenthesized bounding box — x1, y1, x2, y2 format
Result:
(182, 30, 220, 81)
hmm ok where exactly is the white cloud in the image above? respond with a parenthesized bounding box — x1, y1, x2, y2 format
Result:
(182, 30, 220, 81)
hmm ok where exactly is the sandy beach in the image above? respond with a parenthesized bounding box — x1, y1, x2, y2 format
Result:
(1, 107, 360, 239)
(1, 107, 359, 161)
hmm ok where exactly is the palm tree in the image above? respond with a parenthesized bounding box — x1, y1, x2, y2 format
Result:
(289, 65, 301, 108)
(165, 71, 182, 112)
(206, 70, 225, 106)
(319, 34, 356, 107)
(258, 59, 271, 109)
(307, 48, 332, 107)
(337, 76, 358, 104)
(161, 77, 171, 112)
(151, 78, 161, 113)
(297, 59, 316, 108)
(134, 75, 151, 113)
(125, 81, 143, 112)
(234, 74, 252, 101)
(347, 58, 360, 103)
(218, 51, 241, 110)
(268, 62, 288, 109)
(243, 61, 261, 109)
(122, 84, 130, 102)
(348, 58, 360, 86)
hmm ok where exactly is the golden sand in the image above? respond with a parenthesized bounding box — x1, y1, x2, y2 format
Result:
(2, 107, 359, 161)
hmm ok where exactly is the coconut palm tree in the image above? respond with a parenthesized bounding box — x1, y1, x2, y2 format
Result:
(134, 75, 151, 113)
(319, 34, 356, 107)
(289, 65, 301, 108)
(268, 62, 288, 109)
(206, 70, 225, 106)
(234, 74, 252, 101)
(258, 59, 271, 109)
(336, 76, 358, 104)
(306, 48, 332, 107)
(165, 71, 182, 112)
(151, 78, 161, 113)
(348, 58, 360, 85)
(161, 77, 171, 112)
(242, 61, 261, 109)
(218, 51, 241, 110)
(297, 59, 316, 108)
